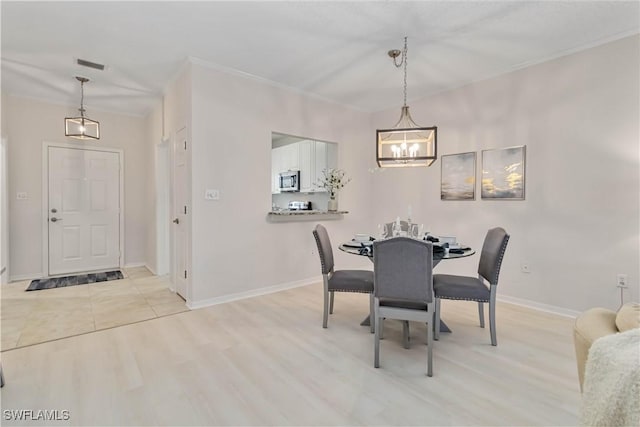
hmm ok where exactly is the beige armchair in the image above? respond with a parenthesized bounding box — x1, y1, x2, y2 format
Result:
(573, 302, 640, 391)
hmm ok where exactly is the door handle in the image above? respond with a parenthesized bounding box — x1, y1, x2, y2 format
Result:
(50, 217, 61, 222)
(173, 218, 179, 224)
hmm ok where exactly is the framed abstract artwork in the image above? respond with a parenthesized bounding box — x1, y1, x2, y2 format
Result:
(441, 152, 476, 200)
(481, 145, 526, 200)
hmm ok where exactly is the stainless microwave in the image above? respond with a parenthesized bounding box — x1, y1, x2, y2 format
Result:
(279, 170, 300, 192)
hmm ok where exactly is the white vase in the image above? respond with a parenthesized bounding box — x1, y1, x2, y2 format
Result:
(327, 197, 338, 212)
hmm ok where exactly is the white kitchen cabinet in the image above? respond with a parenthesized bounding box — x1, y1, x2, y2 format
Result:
(298, 140, 314, 193)
(272, 143, 301, 194)
(313, 141, 328, 193)
(300, 140, 337, 193)
(282, 143, 299, 171)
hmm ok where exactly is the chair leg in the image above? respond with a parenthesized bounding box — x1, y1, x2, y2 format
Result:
(426, 304, 434, 377)
(402, 321, 410, 349)
(369, 293, 375, 333)
(322, 278, 329, 328)
(329, 291, 335, 314)
(374, 301, 381, 368)
(489, 285, 497, 346)
(478, 302, 485, 328)
(434, 298, 441, 340)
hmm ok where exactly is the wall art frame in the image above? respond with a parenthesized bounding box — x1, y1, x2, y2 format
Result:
(441, 151, 476, 201)
(481, 145, 526, 200)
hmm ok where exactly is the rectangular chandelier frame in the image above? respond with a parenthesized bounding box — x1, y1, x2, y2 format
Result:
(376, 126, 437, 168)
(65, 116, 100, 140)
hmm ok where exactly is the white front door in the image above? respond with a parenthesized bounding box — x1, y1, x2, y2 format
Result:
(48, 146, 120, 275)
(173, 128, 188, 299)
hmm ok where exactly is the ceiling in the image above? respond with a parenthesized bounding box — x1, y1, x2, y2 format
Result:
(2, 1, 638, 117)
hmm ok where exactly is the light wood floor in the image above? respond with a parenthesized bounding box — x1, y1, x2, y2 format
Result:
(0, 283, 581, 426)
(1, 267, 188, 350)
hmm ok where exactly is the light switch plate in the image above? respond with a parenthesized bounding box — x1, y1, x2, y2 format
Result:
(205, 189, 220, 200)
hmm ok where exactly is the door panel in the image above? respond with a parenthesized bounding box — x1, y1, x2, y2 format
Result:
(173, 128, 188, 300)
(48, 147, 120, 275)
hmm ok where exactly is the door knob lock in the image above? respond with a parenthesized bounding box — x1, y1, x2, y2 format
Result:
(51, 208, 57, 213)
(173, 218, 179, 224)
(50, 217, 60, 222)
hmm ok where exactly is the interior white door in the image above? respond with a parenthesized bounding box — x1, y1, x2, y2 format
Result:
(173, 128, 188, 299)
(48, 147, 120, 275)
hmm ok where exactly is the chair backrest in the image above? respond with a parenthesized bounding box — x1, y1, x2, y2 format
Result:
(373, 237, 433, 303)
(312, 224, 334, 275)
(477, 227, 510, 285)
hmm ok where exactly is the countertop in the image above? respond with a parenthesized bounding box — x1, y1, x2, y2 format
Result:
(268, 209, 349, 216)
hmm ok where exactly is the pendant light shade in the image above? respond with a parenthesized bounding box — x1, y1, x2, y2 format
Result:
(65, 76, 100, 140)
(376, 37, 436, 168)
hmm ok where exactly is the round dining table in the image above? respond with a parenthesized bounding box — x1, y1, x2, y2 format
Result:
(338, 238, 476, 332)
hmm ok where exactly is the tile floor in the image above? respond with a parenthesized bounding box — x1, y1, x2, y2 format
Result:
(1, 267, 188, 350)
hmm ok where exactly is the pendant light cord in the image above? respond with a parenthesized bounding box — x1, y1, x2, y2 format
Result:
(403, 36, 408, 108)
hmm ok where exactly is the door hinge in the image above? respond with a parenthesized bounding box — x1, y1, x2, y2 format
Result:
(184, 140, 187, 150)
(184, 270, 187, 279)
(184, 205, 187, 215)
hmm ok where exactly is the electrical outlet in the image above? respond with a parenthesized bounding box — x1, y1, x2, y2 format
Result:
(617, 274, 628, 288)
(521, 263, 531, 274)
(16, 192, 27, 200)
(204, 189, 220, 200)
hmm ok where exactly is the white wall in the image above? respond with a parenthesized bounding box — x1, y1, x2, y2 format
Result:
(371, 35, 640, 312)
(188, 62, 373, 303)
(144, 102, 163, 275)
(1, 94, 8, 284)
(4, 96, 150, 279)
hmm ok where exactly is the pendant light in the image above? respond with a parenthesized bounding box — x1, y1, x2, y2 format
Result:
(376, 37, 436, 167)
(65, 76, 100, 140)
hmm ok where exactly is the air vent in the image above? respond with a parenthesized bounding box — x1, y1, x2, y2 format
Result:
(77, 58, 105, 71)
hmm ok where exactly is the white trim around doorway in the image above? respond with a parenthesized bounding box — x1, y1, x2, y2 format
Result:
(41, 141, 125, 278)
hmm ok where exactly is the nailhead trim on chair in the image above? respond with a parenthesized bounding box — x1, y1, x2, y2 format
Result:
(438, 296, 490, 302)
(489, 233, 510, 286)
(313, 229, 329, 274)
(330, 288, 372, 293)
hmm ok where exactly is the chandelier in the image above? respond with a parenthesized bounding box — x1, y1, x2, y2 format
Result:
(376, 37, 437, 167)
(65, 76, 100, 140)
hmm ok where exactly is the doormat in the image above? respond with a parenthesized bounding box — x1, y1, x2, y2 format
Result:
(26, 270, 124, 291)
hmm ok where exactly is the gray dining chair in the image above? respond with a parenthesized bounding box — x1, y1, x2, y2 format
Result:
(373, 237, 435, 376)
(312, 224, 374, 331)
(433, 227, 510, 346)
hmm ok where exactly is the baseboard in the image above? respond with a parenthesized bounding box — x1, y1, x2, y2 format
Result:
(187, 276, 321, 310)
(9, 273, 43, 282)
(144, 264, 158, 275)
(123, 262, 146, 269)
(498, 294, 581, 318)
